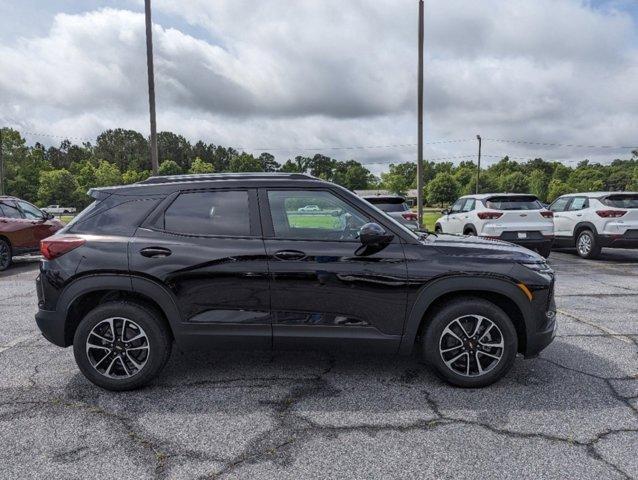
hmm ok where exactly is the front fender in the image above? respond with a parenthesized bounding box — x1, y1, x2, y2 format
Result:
(398, 275, 533, 355)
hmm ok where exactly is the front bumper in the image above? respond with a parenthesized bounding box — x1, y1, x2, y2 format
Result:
(523, 279, 557, 358)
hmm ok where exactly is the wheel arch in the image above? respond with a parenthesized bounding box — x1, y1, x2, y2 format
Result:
(463, 224, 477, 235)
(574, 221, 598, 238)
(59, 274, 180, 347)
(399, 276, 532, 356)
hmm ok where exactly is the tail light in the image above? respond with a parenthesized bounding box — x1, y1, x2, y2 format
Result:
(402, 212, 418, 221)
(477, 211, 503, 220)
(596, 210, 627, 218)
(40, 236, 86, 260)
(540, 211, 554, 218)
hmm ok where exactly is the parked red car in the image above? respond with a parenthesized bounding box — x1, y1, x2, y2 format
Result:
(0, 196, 64, 271)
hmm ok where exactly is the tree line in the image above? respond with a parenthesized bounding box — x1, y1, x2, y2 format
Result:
(1, 127, 637, 209)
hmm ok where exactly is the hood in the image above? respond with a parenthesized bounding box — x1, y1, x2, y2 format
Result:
(423, 233, 544, 263)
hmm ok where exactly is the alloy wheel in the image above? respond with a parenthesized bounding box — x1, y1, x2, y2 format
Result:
(439, 314, 504, 377)
(85, 317, 150, 379)
(577, 233, 592, 256)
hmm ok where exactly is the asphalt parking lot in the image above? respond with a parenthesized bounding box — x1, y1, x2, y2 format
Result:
(1, 250, 637, 480)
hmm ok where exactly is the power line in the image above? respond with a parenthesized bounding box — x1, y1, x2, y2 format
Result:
(484, 138, 638, 150)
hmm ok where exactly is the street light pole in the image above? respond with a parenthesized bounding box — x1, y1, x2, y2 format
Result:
(476, 134, 482, 194)
(0, 127, 4, 195)
(145, 0, 159, 175)
(417, 0, 424, 227)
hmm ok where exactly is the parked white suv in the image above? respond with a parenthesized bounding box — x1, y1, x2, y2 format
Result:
(42, 205, 76, 215)
(549, 192, 638, 259)
(435, 194, 554, 257)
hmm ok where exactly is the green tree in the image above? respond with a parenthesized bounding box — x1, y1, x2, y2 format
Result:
(122, 169, 151, 184)
(547, 179, 572, 202)
(189, 157, 215, 174)
(426, 173, 459, 207)
(158, 131, 192, 170)
(158, 160, 182, 176)
(228, 153, 263, 172)
(95, 129, 149, 171)
(499, 171, 529, 193)
(38, 169, 79, 206)
(381, 162, 417, 195)
(528, 169, 550, 202)
(332, 160, 373, 190)
(94, 161, 122, 187)
(258, 153, 280, 172)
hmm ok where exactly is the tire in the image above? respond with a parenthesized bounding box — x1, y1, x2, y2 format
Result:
(575, 229, 601, 259)
(434, 224, 442, 234)
(422, 297, 518, 388)
(73, 301, 172, 391)
(464, 228, 476, 236)
(537, 244, 552, 258)
(0, 238, 12, 272)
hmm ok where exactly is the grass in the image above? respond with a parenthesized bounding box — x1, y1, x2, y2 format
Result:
(287, 214, 340, 229)
(59, 215, 75, 224)
(422, 211, 440, 231)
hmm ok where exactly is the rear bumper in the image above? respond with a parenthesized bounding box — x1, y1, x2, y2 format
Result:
(35, 308, 67, 347)
(598, 231, 638, 248)
(481, 233, 553, 250)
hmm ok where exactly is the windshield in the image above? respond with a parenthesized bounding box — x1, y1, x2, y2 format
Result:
(485, 196, 543, 210)
(602, 194, 638, 208)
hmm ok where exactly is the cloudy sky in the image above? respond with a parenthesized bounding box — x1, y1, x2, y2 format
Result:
(1, 0, 637, 173)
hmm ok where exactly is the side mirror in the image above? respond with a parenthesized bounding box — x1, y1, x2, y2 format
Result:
(359, 222, 394, 247)
(441, 209, 450, 215)
(43, 212, 54, 220)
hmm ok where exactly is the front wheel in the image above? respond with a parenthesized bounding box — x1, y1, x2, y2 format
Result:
(422, 298, 518, 388)
(0, 238, 12, 271)
(434, 224, 442, 234)
(73, 301, 172, 391)
(576, 230, 601, 259)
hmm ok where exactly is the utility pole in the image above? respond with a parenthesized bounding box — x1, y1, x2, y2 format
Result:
(145, 0, 159, 175)
(417, 0, 424, 227)
(475, 134, 482, 194)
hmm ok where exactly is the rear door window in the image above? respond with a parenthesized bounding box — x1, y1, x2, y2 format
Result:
(462, 199, 475, 212)
(0, 200, 23, 219)
(602, 194, 638, 208)
(568, 197, 589, 211)
(485, 196, 542, 210)
(163, 190, 251, 237)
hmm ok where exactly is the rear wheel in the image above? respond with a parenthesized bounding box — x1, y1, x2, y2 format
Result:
(537, 244, 552, 258)
(576, 229, 601, 259)
(422, 298, 518, 388)
(0, 239, 12, 271)
(73, 301, 172, 391)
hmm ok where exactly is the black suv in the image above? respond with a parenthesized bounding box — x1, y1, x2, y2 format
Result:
(35, 173, 556, 390)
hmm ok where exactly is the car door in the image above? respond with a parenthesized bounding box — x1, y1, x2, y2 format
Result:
(261, 188, 408, 353)
(15, 200, 58, 244)
(445, 198, 465, 234)
(459, 198, 476, 228)
(0, 199, 34, 250)
(550, 197, 572, 237)
(130, 188, 271, 349)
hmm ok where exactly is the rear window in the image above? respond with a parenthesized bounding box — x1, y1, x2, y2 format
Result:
(69, 196, 160, 235)
(602, 194, 638, 208)
(485, 196, 543, 210)
(364, 198, 408, 212)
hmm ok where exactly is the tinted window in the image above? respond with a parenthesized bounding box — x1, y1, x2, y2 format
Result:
(462, 199, 475, 212)
(164, 191, 250, 236)
(0, 200, 22, 219)
(485, 196, 542, 210)
(602, 194, 638, 208)
(450, 199, 464, 213)
(71, 198, 159, 235)
(268, 190, 370, 241)
(550, 197, 570, 212)
(568, 197, 588, 211)
(17, 201, 43, 220)
(373, 203, 408, 212)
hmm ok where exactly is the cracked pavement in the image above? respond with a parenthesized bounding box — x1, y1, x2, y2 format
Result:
(1, 251, 637, 480)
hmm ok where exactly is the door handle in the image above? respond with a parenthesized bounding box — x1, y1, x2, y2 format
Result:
(273, 250, 306, 261)
(576, 214, 582, 217)
(140, 247, 172, 258)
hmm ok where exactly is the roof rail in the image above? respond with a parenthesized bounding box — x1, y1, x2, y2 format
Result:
(138, 172, 314, 185)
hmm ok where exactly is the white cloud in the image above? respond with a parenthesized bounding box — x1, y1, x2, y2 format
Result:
(1, 0, 637, 174)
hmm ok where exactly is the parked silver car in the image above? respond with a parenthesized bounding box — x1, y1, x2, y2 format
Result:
(362, 195, 419, 229)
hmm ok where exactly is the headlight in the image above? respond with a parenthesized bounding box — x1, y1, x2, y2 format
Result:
(520, 262, 553, 274)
